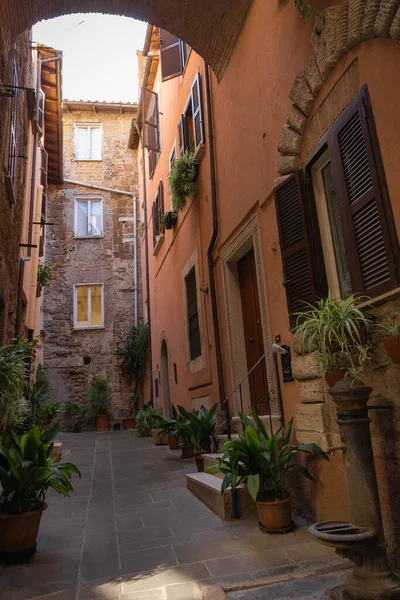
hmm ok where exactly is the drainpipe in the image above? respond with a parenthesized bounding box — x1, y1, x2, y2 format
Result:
(204, 62, 225, 410)
(135, 125, 154, 405)
(63, 179, 139, 328)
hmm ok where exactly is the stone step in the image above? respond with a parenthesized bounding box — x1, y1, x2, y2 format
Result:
(217, 433, 240, 451)
(203, 452, 224, 478)
(186, 472, 256, 520)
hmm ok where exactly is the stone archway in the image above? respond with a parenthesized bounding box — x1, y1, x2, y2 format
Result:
(277, 0, 400, 176)
(0, 0, 253, 80)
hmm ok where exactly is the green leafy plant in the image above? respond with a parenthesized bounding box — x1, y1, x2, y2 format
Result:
(0, 345, 29, 432)
(379, 317, 400, 337)
(294, 293, 372, 379)
(158, 405, 191, 445)
(135, 405, 163, 437)
(88, 378, 111, 415)
(29, 364, 50, 422)
(118, 322, 149, 414)
(207, 409, 328, 502)
(37, 262, 55, 288)
(160, 211, 178, 230)
(65, 402, 87, 426)
(176, 404, 225, 455)
(278, 0, 316, 20)
(0, 425, 81, 514)
(40, 401, 61, 426)
(168, 151, 199, 212)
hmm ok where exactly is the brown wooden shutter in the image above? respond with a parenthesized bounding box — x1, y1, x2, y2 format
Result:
(178, 115, 188, 156)
(329, 89, 399, 297)
(158, 180, 164, 215)
(274, 173, 321, 327)
(152, 202, 158, 247)
(191, 73, 204, 149)
(142, 87, 160, 152)
(160, 29, 183, 82)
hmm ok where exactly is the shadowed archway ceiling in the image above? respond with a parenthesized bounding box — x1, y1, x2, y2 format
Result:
(2, 0, 254, 80)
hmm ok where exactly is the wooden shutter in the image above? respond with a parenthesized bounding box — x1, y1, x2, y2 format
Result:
(158, 180, 164, 216)
(190, 73, 204, 149)
(142, 87, 160, 152)
(152, 203, 158, 247)
(178, 115, 188, 156)
(160, 29, 183, 82)
(330, 90, 399, 297)
(274, 173, 321, 327)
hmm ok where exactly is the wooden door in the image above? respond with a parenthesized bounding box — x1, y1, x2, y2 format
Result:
(237, 248, 267, 414)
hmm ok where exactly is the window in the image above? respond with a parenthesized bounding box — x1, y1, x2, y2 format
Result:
(6, 60, 18, 201)
(74, 197, 103, 237)
(142, 87, 160, 178)
(37, 89, 45, 135)
(178, 73, 204, 156)
(74, 124, 102, 160)
(274, 86, 400, 327)
(152, 182, 164, 247)
(159, 29, 191, 81)
(185, 268, 201, 361)
(74, 284, 104, 328)
(39, 147, 48, 257)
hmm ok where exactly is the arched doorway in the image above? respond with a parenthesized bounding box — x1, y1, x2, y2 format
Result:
(1, 0, 253, 80)
(160, 338, 171, 418)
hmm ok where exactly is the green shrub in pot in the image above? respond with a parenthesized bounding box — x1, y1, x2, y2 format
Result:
(176, 404, 225, 469)
(0, 425, 81, 555)
(88, 377, 112, 431)
(207, 409, 328, 532)
(379, 317, 400, 363)
(135, 405, 163, 437)
(0, 344, 30, 433)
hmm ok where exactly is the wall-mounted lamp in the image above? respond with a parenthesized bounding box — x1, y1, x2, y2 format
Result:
(200, 285, 209, 294)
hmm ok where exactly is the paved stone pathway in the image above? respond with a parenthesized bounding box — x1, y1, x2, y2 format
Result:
(0, 432, 348, 600)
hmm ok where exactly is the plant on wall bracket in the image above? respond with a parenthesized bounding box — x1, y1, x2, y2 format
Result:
(278, 0, 316, 20)
(160, 211, 178, 230)
(168, 151, 199, 213)
(37, 262, 55, 289)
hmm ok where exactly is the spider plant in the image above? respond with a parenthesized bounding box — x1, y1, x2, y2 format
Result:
(294, 293, 372, 379)
(0, 344, 29, 432)
(168, 150, 199, 212)
(379, 317, 400, 337)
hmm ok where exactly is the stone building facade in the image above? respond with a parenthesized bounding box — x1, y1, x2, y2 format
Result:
(44, 101, 140, 423)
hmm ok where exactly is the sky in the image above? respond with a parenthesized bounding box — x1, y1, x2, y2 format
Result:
(33, 14, 147, 103)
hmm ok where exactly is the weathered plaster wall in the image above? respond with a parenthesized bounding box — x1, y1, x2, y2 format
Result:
(44, 108, 140, 424)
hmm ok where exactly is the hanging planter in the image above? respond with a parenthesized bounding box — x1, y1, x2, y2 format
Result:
(168, 151, 199, 213)
(160, 211, 178, 230)
(380, 318, 400, 364)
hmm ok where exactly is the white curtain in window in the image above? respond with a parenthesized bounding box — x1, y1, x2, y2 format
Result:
(77, 201, 89, 236)
(91, 201, 103, 235)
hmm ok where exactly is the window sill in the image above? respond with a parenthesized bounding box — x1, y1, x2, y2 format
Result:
(153, 233, 165, 256)
(73, 326, 105, 331)
(187, 353, 206, 374)
(193, 144, 205, 162)
(74, 235, 104, 240)
(73, 159, 103, 162)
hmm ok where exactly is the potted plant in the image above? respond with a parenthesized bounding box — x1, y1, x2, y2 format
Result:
(88, 377, 112, 431)
(36, 261, 55, 297)
(65, 402, 86, 433)
(380, 317, 400, 363)
(294, 294, 372, 386)
(158, 405, 182, 450)
(168, 150, 199, 212)
(0, 425, 80, 557)
(118, 322, 149, 429)
(160, 211, 178, 230)
(0, 345, 29, 433)
(177, 404, 225, 471)
(207, 409, 328, 532)
(135, 404, 162, 437)
(40, 401, 61, 430)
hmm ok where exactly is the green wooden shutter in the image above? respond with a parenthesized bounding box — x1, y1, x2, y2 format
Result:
(329, 89, 399, 297)
(274, 173, 323, 327)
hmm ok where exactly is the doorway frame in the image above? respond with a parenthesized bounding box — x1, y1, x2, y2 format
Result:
(160, 332, 172, 418)
(221, 215, 279, 417)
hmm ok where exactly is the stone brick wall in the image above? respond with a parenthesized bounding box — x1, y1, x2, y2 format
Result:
(0, 29, 32, 342)
(43, 106, 140, 426)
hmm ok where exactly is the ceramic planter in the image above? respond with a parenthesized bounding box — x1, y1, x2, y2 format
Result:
(383, 336, 400, 363)
(325, 369, 346, 388)
(123, 418, 135, 430)
(180, 445, 193, 459)
(73, 423, 82, 433)
(95, 414, 110, 431)
(195, 456, 204, 472)
(256, 495, 292, 533)
(168, 434, 180, 450)
(0, 503, 47, 555)
(151, 428, 169, 445)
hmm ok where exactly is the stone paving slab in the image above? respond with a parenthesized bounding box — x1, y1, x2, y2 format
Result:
(0, 432, 349, 600)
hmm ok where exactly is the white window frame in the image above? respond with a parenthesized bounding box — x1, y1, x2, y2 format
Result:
(74, 196, 104, 238)
(73, 284, 104, 330)
(74, 123, 103, 161)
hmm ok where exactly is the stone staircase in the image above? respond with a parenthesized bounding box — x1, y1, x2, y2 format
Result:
(185, 434, 257, 520)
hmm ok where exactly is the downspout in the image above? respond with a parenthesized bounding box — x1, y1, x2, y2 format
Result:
(204, 63, 226, 414)
(135, 124, 154, 404)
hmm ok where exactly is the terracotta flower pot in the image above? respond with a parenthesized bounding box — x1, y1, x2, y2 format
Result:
(168, 434, 180, 450)
(0, 503, 47, 554)
(180, 445, 193, 459)
(123, 418, 135, 430)
(151, 428, 169, 445)
(384, 336, 400, 363)
(195, 456, 204, 472)
(325, 369, 346, 388)
(41, 424, 51, 430)
(73, 423, 82, 433)
(95, 414, 110, 431)
(256, 495, 292, 533)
